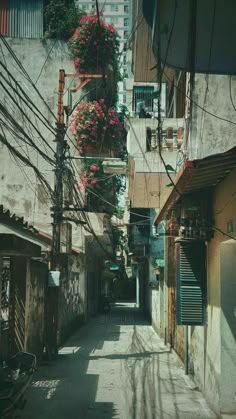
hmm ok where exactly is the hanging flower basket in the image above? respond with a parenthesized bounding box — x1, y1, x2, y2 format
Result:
(69, 99, 125, 156)
(78, 160, 118, 213)
(68, 15, 120, 75)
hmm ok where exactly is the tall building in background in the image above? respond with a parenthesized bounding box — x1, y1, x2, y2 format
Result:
(75, 0, 132, 107)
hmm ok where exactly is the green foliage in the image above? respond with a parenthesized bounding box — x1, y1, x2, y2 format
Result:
(44, 0, 84, 40)
(165, 164, 175, 172)
(79, 159, 125, 216)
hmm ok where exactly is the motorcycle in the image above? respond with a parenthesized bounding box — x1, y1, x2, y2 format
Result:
(0, 351, 36, 418)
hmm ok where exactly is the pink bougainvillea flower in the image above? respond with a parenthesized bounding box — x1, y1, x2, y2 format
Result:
(90, 165, 99, 171)
(69, 100, 125, 156)
(68, 15, 120, 75)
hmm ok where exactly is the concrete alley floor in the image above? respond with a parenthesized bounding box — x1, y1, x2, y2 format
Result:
(22, 303, 217, 419)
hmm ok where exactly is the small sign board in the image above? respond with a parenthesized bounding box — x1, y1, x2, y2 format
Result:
(48, 271, 60, 287)
(109, 264, 120, 271)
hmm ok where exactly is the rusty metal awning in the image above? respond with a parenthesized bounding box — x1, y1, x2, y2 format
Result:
(154, 146, 236, 225)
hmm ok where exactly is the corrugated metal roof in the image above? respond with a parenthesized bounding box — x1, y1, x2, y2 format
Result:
(10, 0, 43, 38)
(0, 0, 10, 36)
(0, 0, 43, 38)
(0, 204, 37, 232)
(154, 146, 236, 225)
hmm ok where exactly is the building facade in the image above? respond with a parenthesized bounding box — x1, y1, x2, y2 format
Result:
(0, 1, 115, 356)
(144, 1, 236, 416)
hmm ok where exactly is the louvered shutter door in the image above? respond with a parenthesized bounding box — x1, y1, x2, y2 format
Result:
(176, 241, 207, 325)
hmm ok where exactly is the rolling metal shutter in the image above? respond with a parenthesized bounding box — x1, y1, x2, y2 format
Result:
(176, 241, 207, 325)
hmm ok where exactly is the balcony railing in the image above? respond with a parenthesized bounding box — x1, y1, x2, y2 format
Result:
(146, 126, 184, 151)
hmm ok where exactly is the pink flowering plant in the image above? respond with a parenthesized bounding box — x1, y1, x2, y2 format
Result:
(69, 99, 125, 155)
(78, 159, 124, 214)
(68, 14, 120, 74)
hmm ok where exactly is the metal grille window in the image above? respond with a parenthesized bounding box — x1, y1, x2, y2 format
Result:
(176, 241, 207, 325)
(124, 17, 129, 26)
(133, 86, 154, 113)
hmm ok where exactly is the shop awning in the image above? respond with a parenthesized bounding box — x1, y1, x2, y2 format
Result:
(154, 146, 236, 225)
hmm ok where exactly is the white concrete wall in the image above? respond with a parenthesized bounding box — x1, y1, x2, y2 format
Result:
(0, 39, 105, 253)
(187, 74, 236, 160)
(0, 38, 76, 236)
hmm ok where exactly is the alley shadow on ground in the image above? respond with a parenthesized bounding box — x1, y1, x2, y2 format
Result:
(21, 303, 149, 419)
(21, 303, 216, 419)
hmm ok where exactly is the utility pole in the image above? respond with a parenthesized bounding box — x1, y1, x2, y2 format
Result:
(51, 69, 66, 269)
(51, 69, 106, 266)
(47, 69, 66, 359)
(48, 68, 108, 357)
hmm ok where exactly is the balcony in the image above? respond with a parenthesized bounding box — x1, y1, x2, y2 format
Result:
(146, 126, 184, 151)
(127, 118, 184, 209)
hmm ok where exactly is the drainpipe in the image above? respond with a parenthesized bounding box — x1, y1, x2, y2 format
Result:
(185, 325, 189, 375)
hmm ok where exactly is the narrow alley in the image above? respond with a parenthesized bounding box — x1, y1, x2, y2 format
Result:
(22, 304, 217, 419)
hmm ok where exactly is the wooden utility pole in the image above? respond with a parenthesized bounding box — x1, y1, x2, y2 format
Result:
(48, 68, 107, 357)
(47, 69, 66, 358)
(51, 69, 66, 268)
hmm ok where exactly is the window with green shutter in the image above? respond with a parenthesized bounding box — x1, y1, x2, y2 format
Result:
(176, 241, 207, 325)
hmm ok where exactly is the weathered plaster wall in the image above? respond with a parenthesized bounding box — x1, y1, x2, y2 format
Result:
(0, 38, 76, 236)
(220, 240, 236, 414)
(58, 253, 86, 344)
(189, 167, 236, 415)
(188, 74, 236, 159)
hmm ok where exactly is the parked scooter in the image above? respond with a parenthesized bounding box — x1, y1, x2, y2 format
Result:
(0, 351, 36, 418)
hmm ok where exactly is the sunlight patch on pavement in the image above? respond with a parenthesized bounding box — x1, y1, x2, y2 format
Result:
(59, 346, 80, 354)
(32, 379, 61, 399)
